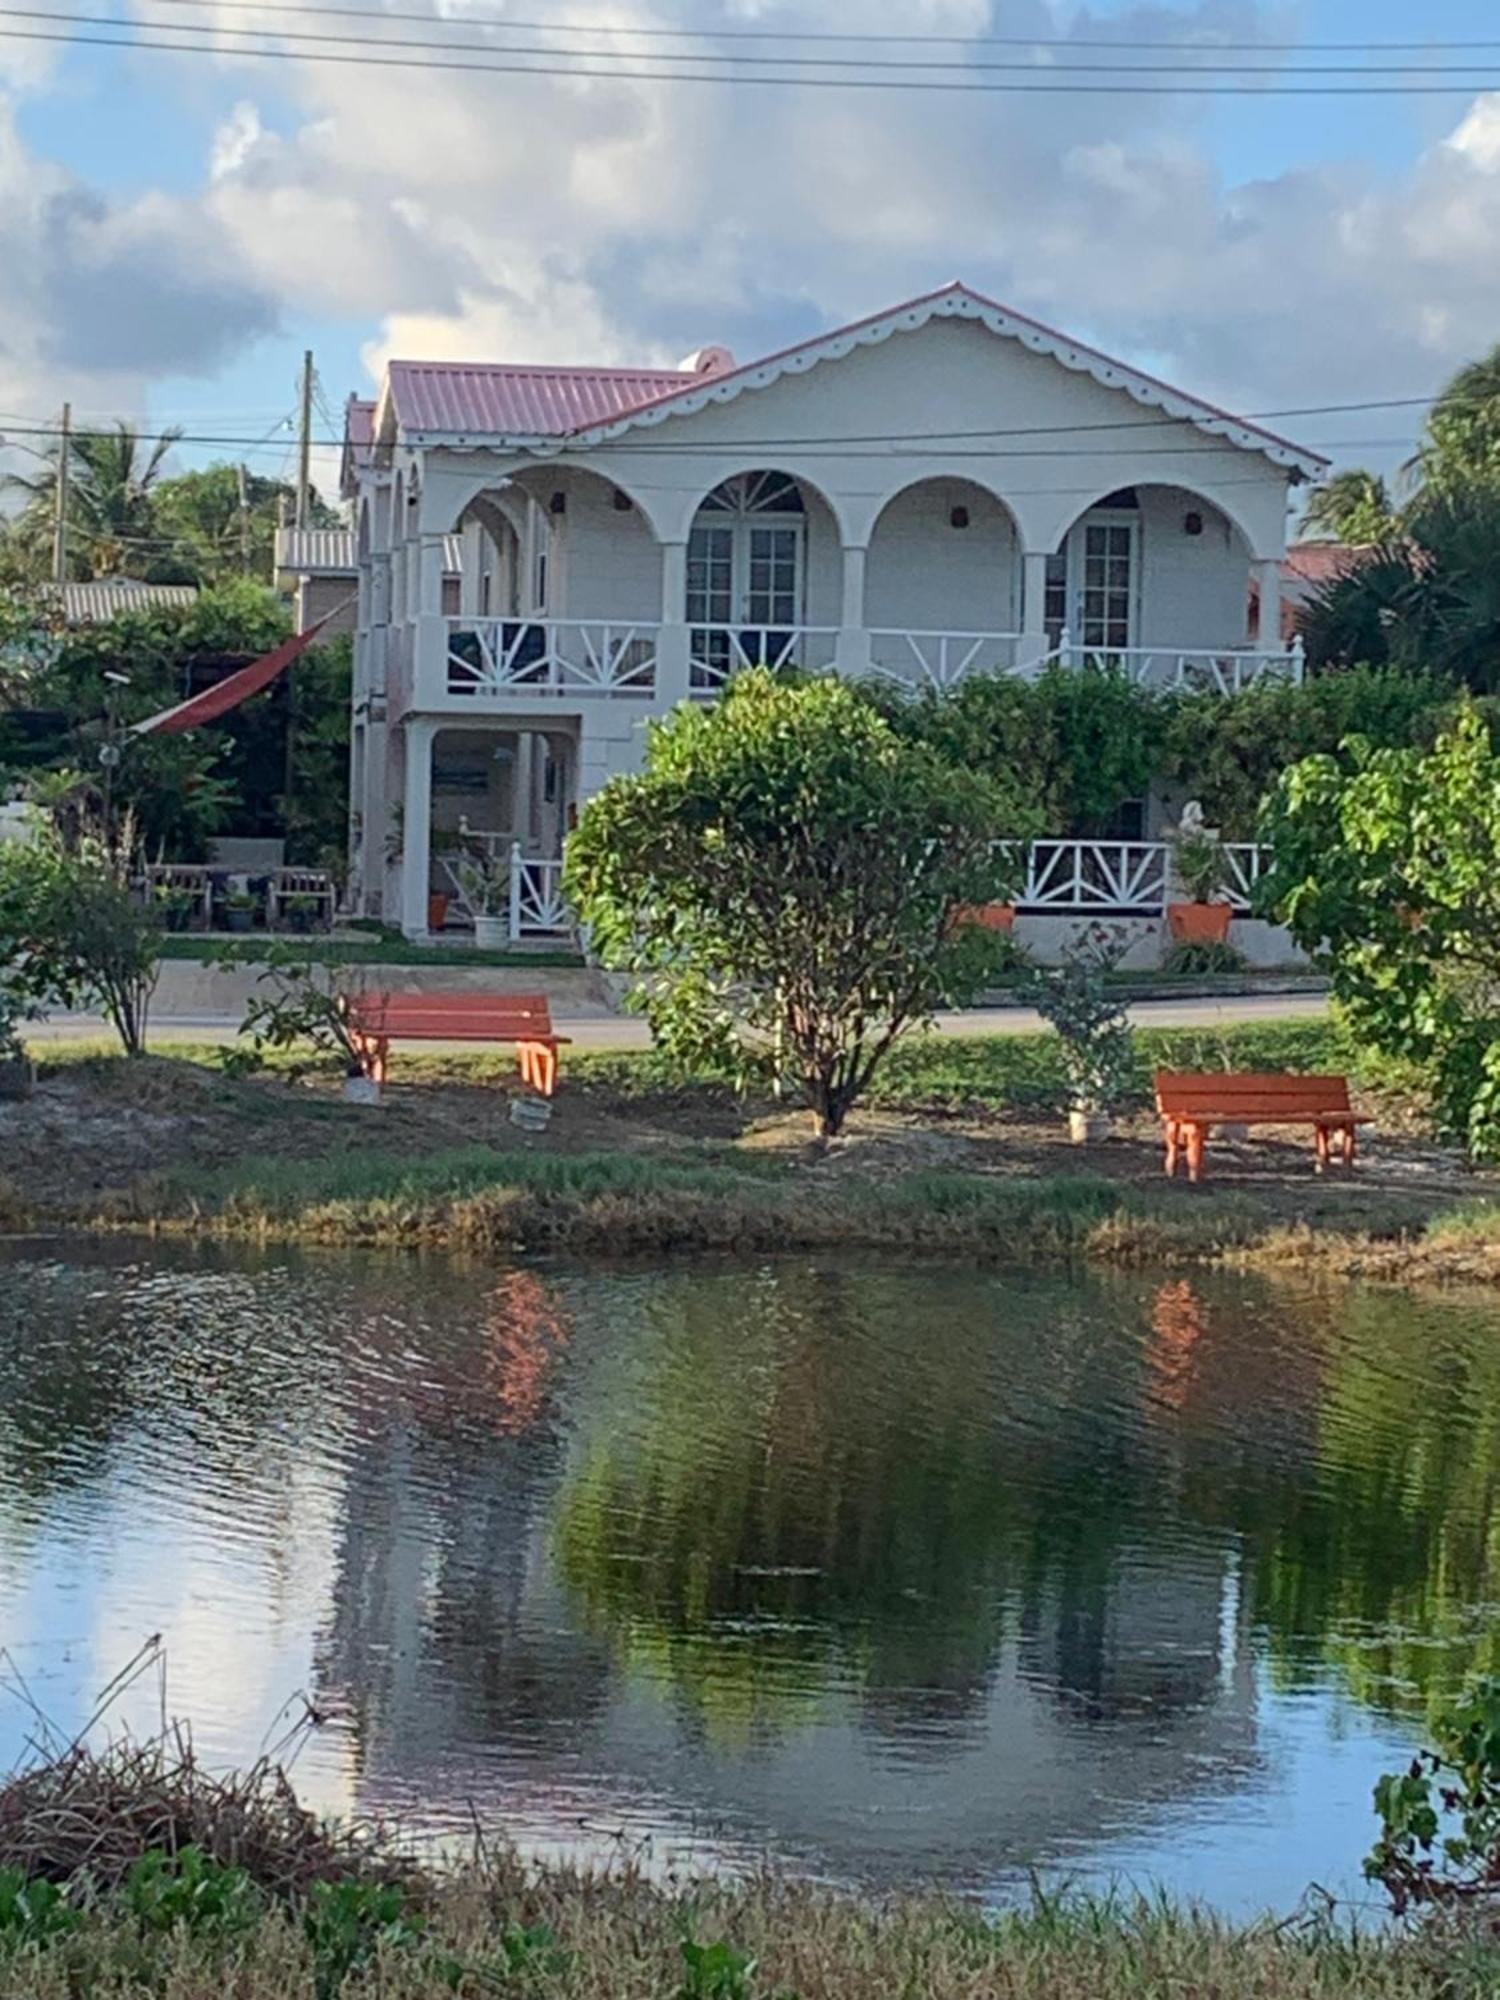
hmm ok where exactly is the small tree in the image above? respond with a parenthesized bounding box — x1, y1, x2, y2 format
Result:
(1024, 925, 1137, 1117)
(565, 670, 1036, 1139)
(0, 816, 161, 1056)
(237, 947, 372, 1076)
(1259, 704, 1500, 1156)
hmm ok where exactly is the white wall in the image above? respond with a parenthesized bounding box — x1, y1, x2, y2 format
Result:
(864, 478, 1020, 632)
(514, 469, 661, 623)
(1133, 487, 1252, 650)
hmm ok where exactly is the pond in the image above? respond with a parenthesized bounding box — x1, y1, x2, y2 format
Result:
(0, 1238, 1496, 1917)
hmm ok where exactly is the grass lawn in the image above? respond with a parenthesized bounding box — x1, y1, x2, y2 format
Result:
(159, 931, 585, 969)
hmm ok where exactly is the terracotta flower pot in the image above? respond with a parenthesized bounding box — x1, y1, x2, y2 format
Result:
(1167, 901, 1232, 944)
(954, 902, 1017, 933)
(428, 893, 451, 933)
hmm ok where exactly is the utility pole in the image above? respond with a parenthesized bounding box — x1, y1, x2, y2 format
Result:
(236, 461, 252, 575)
(295, 349, 313, 530)
(51, 401, 71, 585)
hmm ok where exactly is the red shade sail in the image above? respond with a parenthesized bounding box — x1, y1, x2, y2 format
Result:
(130, 608, 344, 737)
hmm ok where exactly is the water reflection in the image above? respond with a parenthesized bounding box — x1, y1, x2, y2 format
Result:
(1, 1242, 1498, 1910)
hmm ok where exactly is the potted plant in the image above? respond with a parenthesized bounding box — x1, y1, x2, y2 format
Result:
(454, 852, 510, 949)
(223, 888, 258, 934)
(428, 892, 451, 933)
(1026, 925, 1136, 1143)
(282, 892, 319, 935)
(953, 900, 1016, 934)
(0, 996, 33, 1103)
(155, 887, 198, 934)
(1166, 820, 1232, 944)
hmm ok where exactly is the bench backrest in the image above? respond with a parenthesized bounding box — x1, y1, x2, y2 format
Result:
(1154, 1070, 1353, 1119)
(348, 991, 556, 1039)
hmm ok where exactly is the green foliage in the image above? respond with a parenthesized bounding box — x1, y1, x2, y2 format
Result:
(1168, 825, 1228, 902)
(0, 1869, 78, 1949)
(567, 670, 1037, 1137)
(2, 422, 178, 580)
(1299, 470, 1397, 545)
(1160, 938, 1246, 976)
(283, 633, 353, 871)
(123, 1845, 261, 1936)
(1366, 1678, 1500, 1914)
(1259, 706, 1500, 1156)
(1023, 926, 1137, 1114)
(304, 1877, 426, 1999)
(237, 946, 370, 1075)
(151, 465, 335, 586)
(678, 1933, 759, 2000)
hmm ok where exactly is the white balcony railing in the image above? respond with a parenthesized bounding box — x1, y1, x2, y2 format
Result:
(439, 838, 571, 940)
(446, 618, 658, 698)
(1016, 839, 1268, 913)
(1044, 635, 1305, 691)
(867, 629, 1036, 690)
(689, 624, 839, 692)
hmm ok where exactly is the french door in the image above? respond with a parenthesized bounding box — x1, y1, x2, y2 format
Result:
(687, 474, 806, 686)
(1068, 514, 1138, 653)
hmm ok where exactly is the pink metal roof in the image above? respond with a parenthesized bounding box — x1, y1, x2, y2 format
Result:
(386, 360, 696, 439)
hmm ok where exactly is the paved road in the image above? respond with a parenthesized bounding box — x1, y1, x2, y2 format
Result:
(30, 990, 1329, 1053)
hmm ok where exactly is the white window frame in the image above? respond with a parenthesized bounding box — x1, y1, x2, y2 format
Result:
(1067, 508, 1140, 651)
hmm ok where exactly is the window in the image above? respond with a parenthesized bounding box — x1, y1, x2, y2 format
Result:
(687, 472, 807, 685)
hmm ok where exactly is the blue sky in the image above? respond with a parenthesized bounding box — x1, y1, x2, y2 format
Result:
(3, 0, 1500, 493)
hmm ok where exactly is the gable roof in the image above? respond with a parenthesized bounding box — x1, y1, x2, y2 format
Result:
(383, 360, 700, 445)
(366, 282, 1325, 479)
(564, 283, 1326, 478)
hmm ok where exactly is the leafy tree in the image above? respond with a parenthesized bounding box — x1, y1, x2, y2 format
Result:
(565, 670, 1035, 1138)
(150, 465, 337, 585)
(1298, 469, 1395, 545)
(3, 422, 181, 580)
(1258, 705, 1500, 1156)
(0, 818, 161, 1055)
(1413, 343, 1500, 499)
(1300, 491, 1500, 689)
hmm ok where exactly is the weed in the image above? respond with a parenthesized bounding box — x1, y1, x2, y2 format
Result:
(0, 1869, 77, 1949)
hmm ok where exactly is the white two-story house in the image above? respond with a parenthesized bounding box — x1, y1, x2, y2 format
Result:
(342, 282, 1325, 941)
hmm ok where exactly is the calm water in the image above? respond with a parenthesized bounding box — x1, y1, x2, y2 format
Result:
(0, 1239, 1496, 1916)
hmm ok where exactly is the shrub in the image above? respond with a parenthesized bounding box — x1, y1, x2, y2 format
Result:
(1024, 926, 1137, 1116)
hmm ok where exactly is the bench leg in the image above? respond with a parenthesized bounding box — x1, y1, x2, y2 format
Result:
(1343, 1124, 1358, 1167)
(1163, 1120, 1180, 1178)
(1314, 1124, 1331, 1174)
(1185, 1124, 1206, 1183)
(516, 1042, 558, 1098)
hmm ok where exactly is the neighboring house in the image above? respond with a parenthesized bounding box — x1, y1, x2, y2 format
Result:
(274, 523, 461, 636)
(342, 280, 1326, 939)
(56, 578, 198, 625)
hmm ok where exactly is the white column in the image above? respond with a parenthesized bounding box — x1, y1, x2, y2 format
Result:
(361, 719, 387, 914)
(1022, 550, 1050, 668)
(1254, 557, 1283, 653)
(656, 540, 690, 706)
(399, 717, 436, 938)
(834, 544, 870, 676)
(513, 729, 534, 850)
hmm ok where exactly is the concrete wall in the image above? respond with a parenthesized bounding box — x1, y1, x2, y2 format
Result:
(1012, 913, 1307, 969)
(512, 469, 661, 624)
(1134, 487, 1251, 650)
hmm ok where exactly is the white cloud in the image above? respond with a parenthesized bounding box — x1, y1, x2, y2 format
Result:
(5, 2, 1500, 472)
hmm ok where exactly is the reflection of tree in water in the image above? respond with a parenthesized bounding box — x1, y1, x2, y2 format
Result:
(553, 1268, 1238, 1745)
(555, 1269, 1500, 1741)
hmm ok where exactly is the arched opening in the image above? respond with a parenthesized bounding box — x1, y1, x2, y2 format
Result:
(1049, 485, 1253, 657)
(685, 470, 841, 687)
(864, 476, 1023, 686)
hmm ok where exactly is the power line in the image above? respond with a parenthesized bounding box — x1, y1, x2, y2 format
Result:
(79, 0, 1500, 54)
(14, 5, 1500, 75)
(6, 19, 1500, 91)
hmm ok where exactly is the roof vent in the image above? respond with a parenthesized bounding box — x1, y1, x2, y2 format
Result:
(678, 345, 735, 377)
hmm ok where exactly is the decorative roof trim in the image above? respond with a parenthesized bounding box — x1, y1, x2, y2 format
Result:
(558, 283, 1327, 479)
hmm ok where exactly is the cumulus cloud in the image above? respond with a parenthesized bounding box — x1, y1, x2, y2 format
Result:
(5, 0, 1500, 463)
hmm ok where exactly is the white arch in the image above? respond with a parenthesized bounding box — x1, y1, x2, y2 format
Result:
(1037, 477, 1266, 563)
(667, 464, 852, 548)
(429, 461, 671, 544)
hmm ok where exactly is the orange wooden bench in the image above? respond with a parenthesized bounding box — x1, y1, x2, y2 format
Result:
(345, 992, 571, 1097)
(1154, 1071, 1368, 1182)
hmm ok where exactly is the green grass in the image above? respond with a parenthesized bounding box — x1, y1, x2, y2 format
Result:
(158, 932, 585, 969)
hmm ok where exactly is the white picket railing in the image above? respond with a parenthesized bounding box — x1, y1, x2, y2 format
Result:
(1016, 839, 1267, 913)
(688, 624, 839, 691)
(439, 838, 571, 940)
(446, 618, 658, 697)
(867, 629, 1037, 690)
(1043, 633, 1305, 691)
(436, 836, 1270, 938)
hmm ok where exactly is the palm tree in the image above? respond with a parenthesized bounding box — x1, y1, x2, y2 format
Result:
(4, 421, 182, 579)
(1299, 469, 1395, 544)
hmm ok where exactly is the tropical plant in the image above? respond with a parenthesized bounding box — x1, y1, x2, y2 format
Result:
(453, 848, 508, 918)
(1168, 823, 1229, 903)
(150, 465, 336, 585)
(1024, 925, 1136, 1116)
(1298, 469, 1395, 545)
(1366, 1677, 1500, 1913)
(4, 422, 182, 580)
(566, 669, 1036, 1139)
(1412, 343, 1500, 500)
(1259, 705, 1500, 1157)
